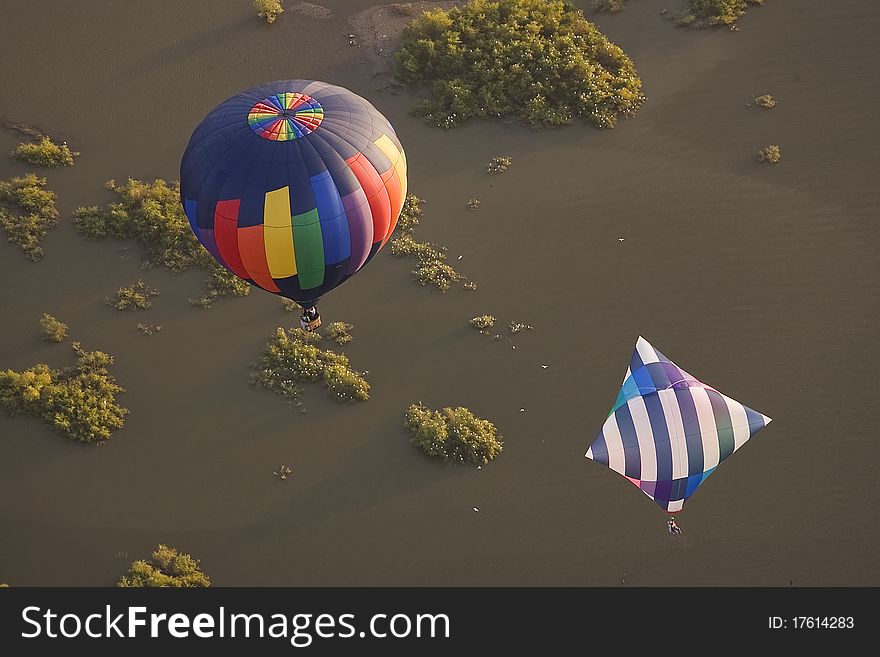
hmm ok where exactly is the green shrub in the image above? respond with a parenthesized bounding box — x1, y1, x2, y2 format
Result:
(255, 0, 284, 23)
(677, 0, 766, 27)
(0, 174, 58, 261)
(592, 0, 627, 13)
(136, 323, 163, 336)
(106, 279, 159, 311)
(754, 94, 776, 109)
(470, 315, 496, 330)
(39, 313, 68, 342)
(412, 258, 465, 292)
(757, 144, 781, 164)
(73, 179, 249, 305)
(389, 194, 471, 292)
(395, 0, 644, 129)
(252, 327, 370, 402)
(405, 403, 503, 464)
(0, 342, 128, 443)
(508, 320, 533, 334)
(323, 363, 370, 401)
(11, 136, 79, 167)
(486, 156, 512, 174)
(118, 545, 210, 587)
(396, 194, 425, 233)
(327, 321, 354, 345)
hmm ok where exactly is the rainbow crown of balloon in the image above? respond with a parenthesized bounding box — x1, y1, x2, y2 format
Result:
(180, 80, 407, 307)
(247, 93, 324, 141)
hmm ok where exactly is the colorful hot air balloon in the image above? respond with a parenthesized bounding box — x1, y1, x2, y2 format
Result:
(180, 80, 407, 326)
(585, 337, 772, 514)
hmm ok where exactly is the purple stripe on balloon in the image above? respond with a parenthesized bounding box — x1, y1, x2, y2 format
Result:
(197, 227, 222, 263)
(341, 188, 373, 275)
(662, 362, 696, 387)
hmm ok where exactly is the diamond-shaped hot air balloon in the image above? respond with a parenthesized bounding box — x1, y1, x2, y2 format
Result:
(585, 337, 772, 514)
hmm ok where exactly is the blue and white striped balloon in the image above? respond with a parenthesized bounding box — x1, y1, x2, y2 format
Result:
(586, 337, 772, 514)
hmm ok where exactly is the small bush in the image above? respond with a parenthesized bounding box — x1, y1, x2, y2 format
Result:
(136, 323, 163, 336)
(508, 320, 533, 334)
(39, 313, 68, 342)
(251, 327, 370, 402)
(118, 545, 210, 588)
(412, 259, 465, 292)
(470, 315, 496, 330)
(405, 403, 503, 465)
(322, 363, 370, 401)
(396, 195, 425, 233)
(255, 0, 284, 23)
(754, 94, 776, 109)
(592, 0, 627, 13)
(0, 174, 58, 261)
(106, 280, 159, 311)
(281, 299, 301, 313)
(467, 198, 481, 210)
(327, 321, 354, 345)
(395, 0, 644, 129)
(389, 195, 472, 292)
(757, 144, 781, 164)
(73, 179, 249, 305)
(11, 136, 78, 167)
(677, 0, 766, 27)
(487, 156, 512, 175)
(0, 342, 128, 443)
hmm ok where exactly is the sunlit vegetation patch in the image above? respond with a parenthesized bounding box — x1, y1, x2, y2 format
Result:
(73, 179, 250, 305)
(757, 144, 781, 164)
(39, 313, 69, 343)
(676, 0, 765, 27)
(508, 320, 533, 334)
(404, 403, 503, 465)
(255, 0, 284, 23)
(252, 327, 370, 402)
(118, 545, 210, 588)
(327, 321, 354, 345)
(188, 268, 251, 308)
(754, 94, 776, 109)
(389, 194, 472, 292)
(0, 174, 58, 261)
(592, 0, 627, 13)
(137, 323, 163, 336)
(281, 298, 301, 313)
(106, 279, 159, 311)
(467, 198, 481, 210)
(11, 136, 78, 167)
(487, 156, 512, 174)
(395, 0, 644, 129)
(0, 343, 128, 443)
(470, 315, 496, 330)
(395, 194, 424, 233)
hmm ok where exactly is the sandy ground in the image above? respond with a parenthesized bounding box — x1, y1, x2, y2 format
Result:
(348, 2, 460, 80)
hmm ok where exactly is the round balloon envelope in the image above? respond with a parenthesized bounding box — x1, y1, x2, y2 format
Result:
(180, 80, 407, 307)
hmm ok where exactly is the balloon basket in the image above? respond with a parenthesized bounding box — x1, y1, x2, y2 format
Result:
(300, 316, 322, 331)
